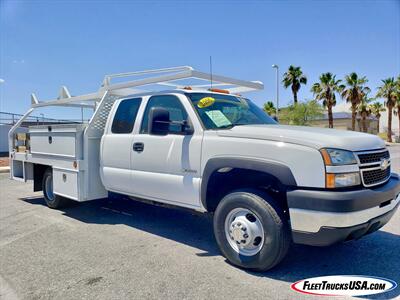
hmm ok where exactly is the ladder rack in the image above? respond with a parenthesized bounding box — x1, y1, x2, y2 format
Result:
(30, 66, 263, 108)
(9, 66, 264, 153)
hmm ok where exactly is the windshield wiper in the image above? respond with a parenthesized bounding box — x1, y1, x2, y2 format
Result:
(217, 123, 247, 130)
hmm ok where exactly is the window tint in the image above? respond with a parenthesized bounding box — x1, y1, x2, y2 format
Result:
(141, 95, 188, 134)
(111, 98, 142, 134)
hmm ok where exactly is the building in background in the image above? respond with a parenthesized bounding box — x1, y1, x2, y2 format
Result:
(331, 102, 399, 137)
(309, 112, 378, 134)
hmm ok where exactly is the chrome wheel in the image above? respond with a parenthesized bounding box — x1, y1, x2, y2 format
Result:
(45, 174, 55, 202)
(224, 208, 264, 256)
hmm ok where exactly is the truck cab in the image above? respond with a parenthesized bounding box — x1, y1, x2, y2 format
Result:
(9, 67, 400, 271)
(101, 92, 204, 208)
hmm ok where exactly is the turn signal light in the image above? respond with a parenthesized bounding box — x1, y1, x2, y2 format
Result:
(208, 88, 230, 94)
(320, 149, 332, 166)
(326, 172, 361, 188)
(326, 173, 336, 188)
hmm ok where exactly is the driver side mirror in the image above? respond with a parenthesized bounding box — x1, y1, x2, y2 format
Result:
(149, 107, 170, 135)
(148, 107, 194, 135)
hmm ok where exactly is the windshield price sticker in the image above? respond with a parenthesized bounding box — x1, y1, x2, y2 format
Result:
(205, 110, 232, 127)
(197, 97, 215, 108)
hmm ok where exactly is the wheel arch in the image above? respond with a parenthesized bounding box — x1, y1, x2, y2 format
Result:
(33, 164, 51, 192)
(201, 157, 297, 212)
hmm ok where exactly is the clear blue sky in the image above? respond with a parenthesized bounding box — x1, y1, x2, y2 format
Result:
(1, 0, 399, 119)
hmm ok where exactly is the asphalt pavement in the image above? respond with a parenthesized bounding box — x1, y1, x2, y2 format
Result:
(0, 146, 399, 300)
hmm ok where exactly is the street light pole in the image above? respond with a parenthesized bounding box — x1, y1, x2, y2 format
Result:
(272, 64, 279, 120)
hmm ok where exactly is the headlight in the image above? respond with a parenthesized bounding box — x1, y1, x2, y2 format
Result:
(320, 148, 357, 165)
(321, 148, 360, 188)
(326, 172, 361, 188)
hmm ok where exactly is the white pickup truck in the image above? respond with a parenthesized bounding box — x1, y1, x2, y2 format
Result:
(9, 66, 400, 271)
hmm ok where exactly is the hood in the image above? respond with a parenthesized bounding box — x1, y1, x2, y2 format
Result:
(216, 125, 385, 151)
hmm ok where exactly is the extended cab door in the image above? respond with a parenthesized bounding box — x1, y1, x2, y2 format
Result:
(101, 97, 142, 193)
(130, 94, 203, 209)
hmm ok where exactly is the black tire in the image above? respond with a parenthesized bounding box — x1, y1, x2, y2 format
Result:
(213, 188, 291, 271)
(42, 168, 70, 209)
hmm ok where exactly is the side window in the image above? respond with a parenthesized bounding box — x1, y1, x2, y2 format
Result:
(111, 98, 142, 134)
(140, 95, 188, 134)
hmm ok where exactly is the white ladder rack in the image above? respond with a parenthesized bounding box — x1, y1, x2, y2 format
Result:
(9, 66, 264, 153)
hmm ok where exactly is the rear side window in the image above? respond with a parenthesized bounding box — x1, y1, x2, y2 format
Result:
(111, 98, 142, 134)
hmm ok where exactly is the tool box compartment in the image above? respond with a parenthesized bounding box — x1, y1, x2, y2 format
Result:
(28, 124, 86, 159)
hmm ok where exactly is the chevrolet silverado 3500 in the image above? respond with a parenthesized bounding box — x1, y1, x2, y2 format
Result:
(9, 66, 400, 271)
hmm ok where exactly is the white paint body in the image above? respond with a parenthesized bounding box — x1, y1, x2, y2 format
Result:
(8, 67, 396, 236)
(99, 90, 387, 211)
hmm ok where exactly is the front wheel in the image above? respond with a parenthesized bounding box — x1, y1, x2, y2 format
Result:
(213, 189, 291, 271)
(42, 168, 70, 209)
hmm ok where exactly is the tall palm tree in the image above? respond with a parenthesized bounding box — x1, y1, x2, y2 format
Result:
(311, 72, 344, 128)
(394, 99, 400, 140)
(357, 94, 373, 133)
(341, 72, 370, 131)
(263, 101, 276, 116)
(376, 77, 397, 142)
(282, 65, 307, 104)
(369, 102, 385, 133)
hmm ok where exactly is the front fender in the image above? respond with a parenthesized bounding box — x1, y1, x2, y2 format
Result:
(200, 157, 297, 209)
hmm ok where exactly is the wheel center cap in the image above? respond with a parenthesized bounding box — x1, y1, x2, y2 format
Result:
(230, 219, 252, 246)
(232, 228, 242, 241)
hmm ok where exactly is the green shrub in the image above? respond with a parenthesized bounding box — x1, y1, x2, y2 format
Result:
(278, 100, 324, 126)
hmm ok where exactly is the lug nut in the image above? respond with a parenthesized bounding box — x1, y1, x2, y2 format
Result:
(241, 227, 247, 231)
(243, 234, 249, 239)
(241, 240, 246, 244)
(237, 222, 242, 226)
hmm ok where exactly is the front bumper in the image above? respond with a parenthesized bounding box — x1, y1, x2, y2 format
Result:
(288, 174, 400, 246)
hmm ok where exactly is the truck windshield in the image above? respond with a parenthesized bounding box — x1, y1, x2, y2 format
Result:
(186, 93, 277, 129)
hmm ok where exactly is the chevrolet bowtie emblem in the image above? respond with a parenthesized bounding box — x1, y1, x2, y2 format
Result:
(380, 158, 389, 171)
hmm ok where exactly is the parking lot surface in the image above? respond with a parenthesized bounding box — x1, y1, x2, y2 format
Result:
(1, 145, 399, 300)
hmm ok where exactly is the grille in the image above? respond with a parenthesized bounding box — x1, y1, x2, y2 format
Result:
(356, 149, 391, 187)
(357, 150, 390, 164)
(361, 167, 391, 186)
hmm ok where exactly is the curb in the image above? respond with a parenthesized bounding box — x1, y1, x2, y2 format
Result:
(0, 167, 10, 174)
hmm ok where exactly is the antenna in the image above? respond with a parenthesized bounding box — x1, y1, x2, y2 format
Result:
(209, 56, 213, 89)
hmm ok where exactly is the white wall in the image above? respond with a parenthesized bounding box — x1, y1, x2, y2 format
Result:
(380, 110, 399, 136)
(0, 125, 12, 153)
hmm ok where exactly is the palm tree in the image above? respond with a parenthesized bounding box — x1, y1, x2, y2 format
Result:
(341, 72, 370, 131)
(282, 65, 307, 104)
(376, 77, 397, 142)
(369, 102, 385, 133)
(394, 99, 400, 140)
(357, 94, 373, 133)
(311, 72, 344, 128)
(263, 101, 276, 116)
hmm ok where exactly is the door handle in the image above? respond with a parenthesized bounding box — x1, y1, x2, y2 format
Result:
(133, 142, 144, 152)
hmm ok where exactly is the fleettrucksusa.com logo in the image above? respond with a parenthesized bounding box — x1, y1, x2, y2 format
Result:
(291, 275, 397, 297)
